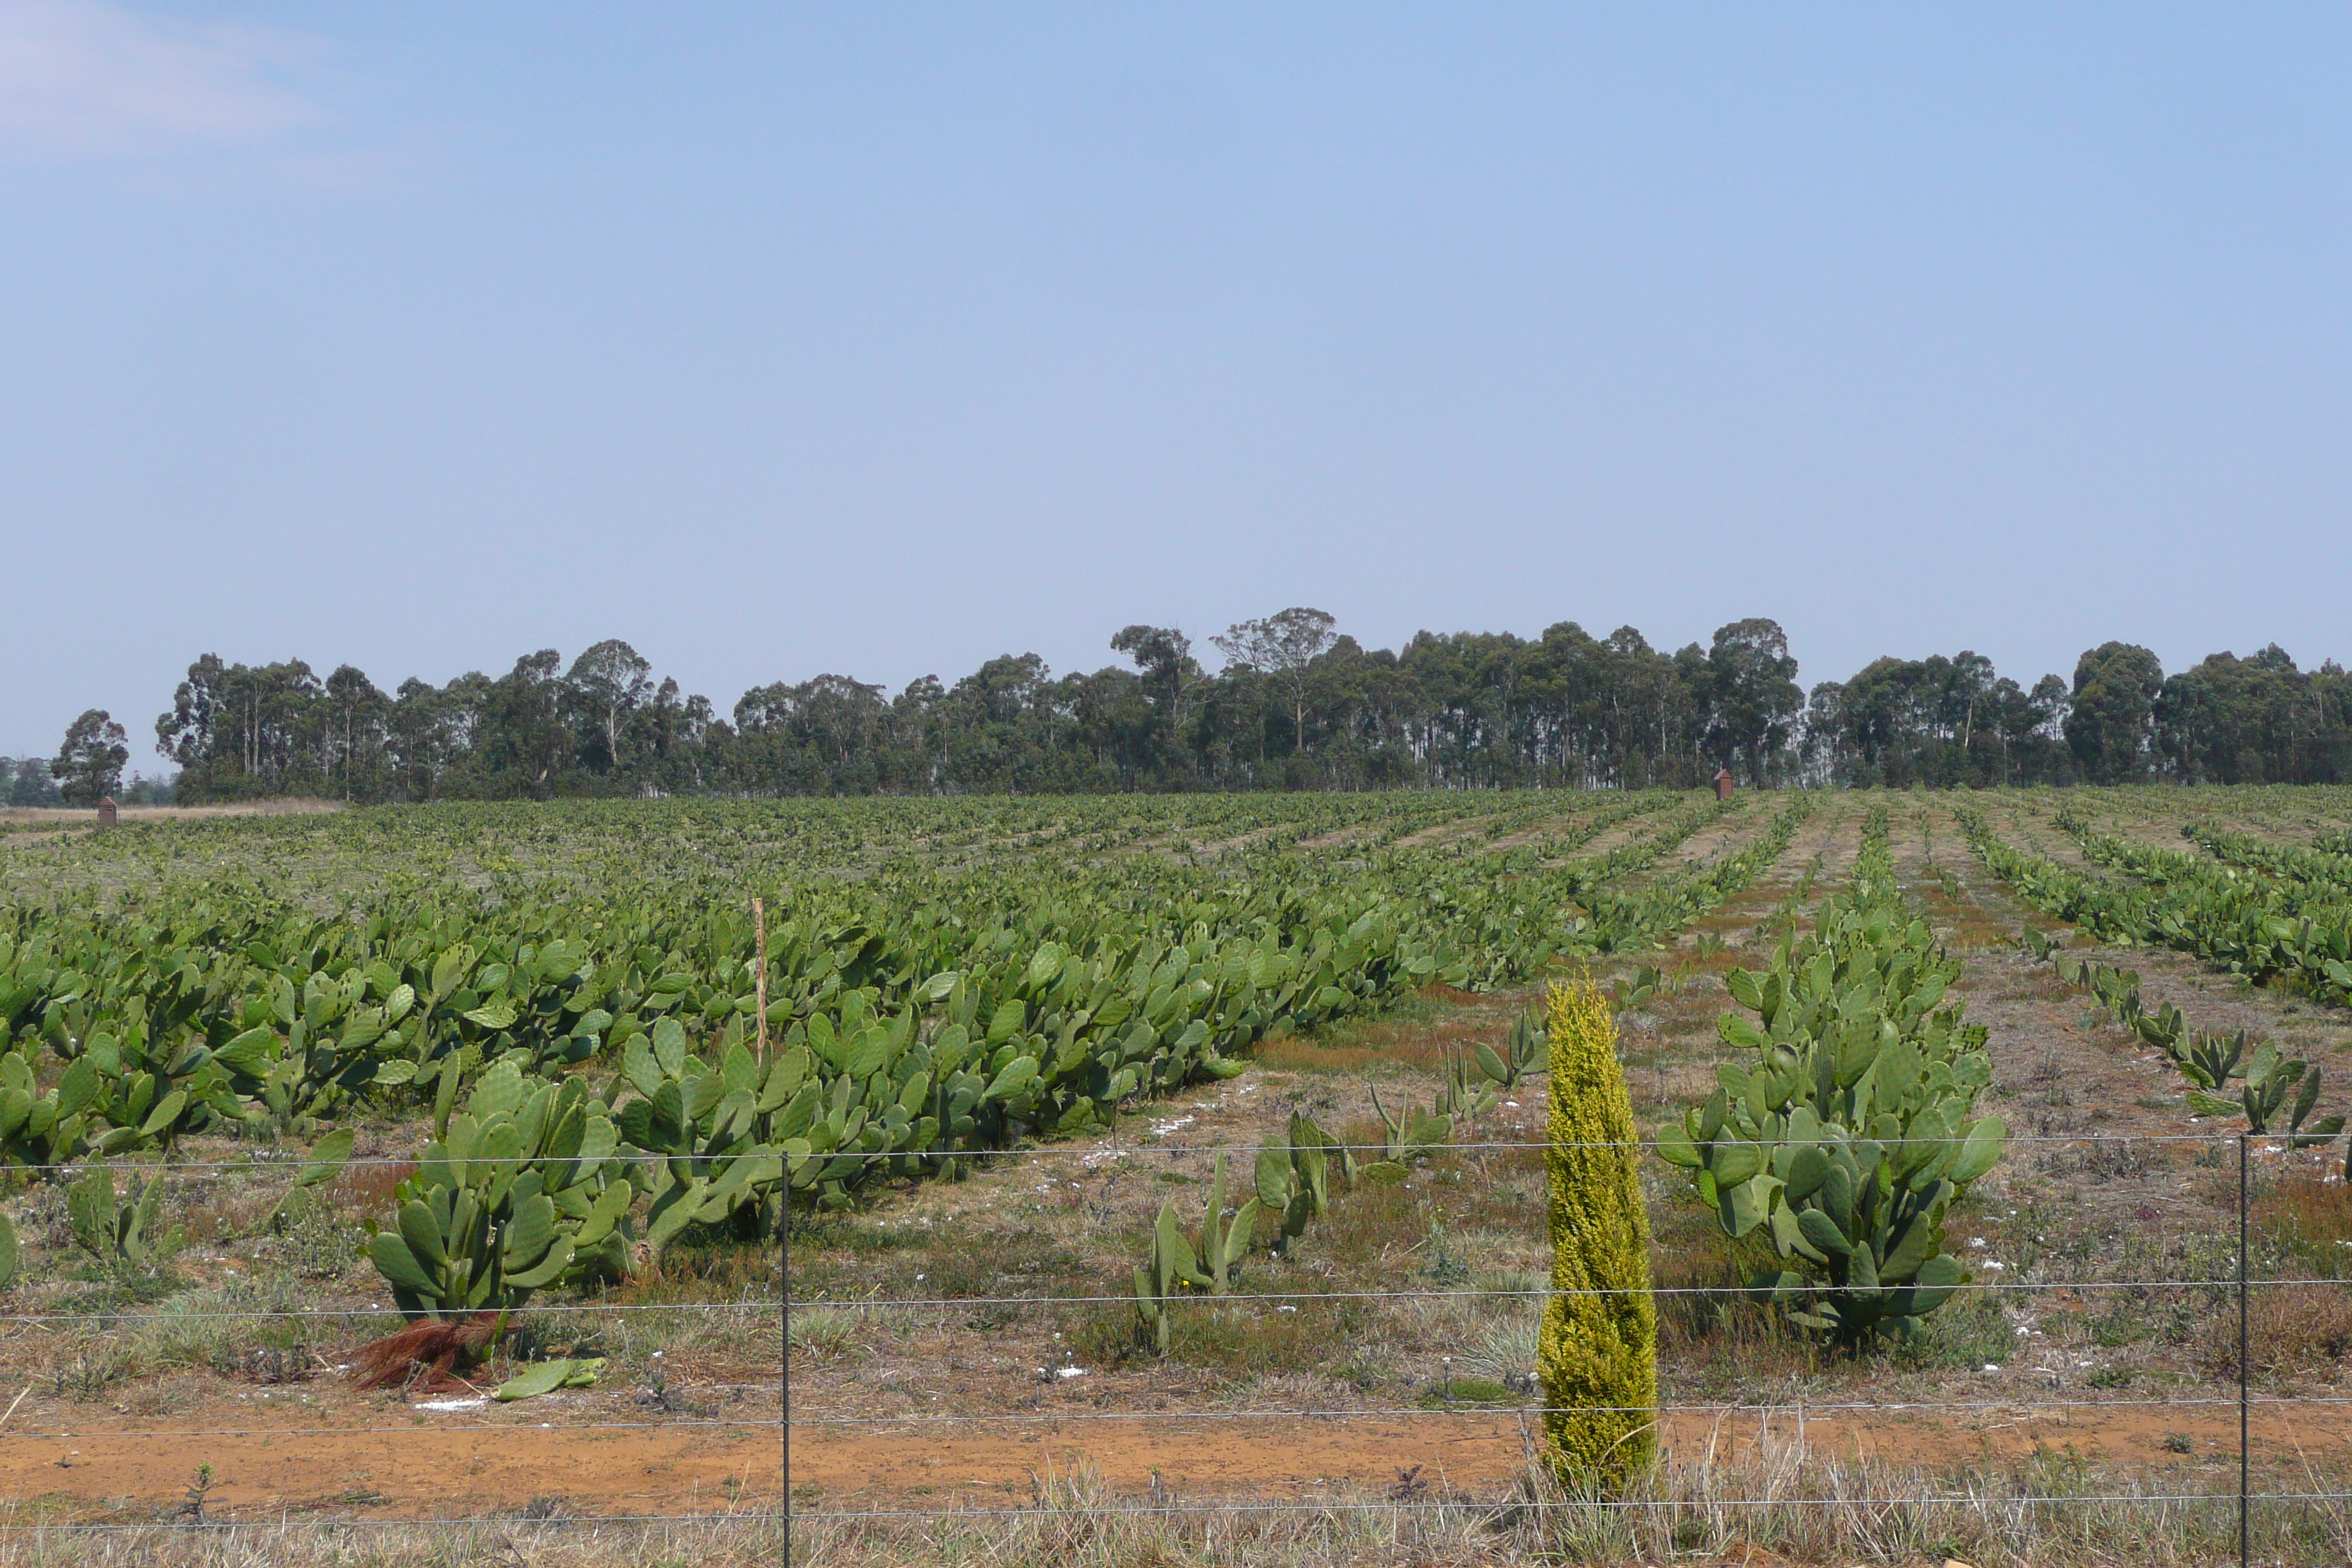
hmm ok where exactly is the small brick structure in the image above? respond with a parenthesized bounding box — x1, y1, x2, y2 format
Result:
(1713, 768, 1735, 802)
(96, 796, 118, 829)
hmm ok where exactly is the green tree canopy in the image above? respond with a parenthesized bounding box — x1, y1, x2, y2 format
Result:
(52, 710, 129, 807)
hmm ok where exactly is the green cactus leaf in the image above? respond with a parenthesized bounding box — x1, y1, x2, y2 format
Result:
(1717, 1174, 1776, 1240)
(2292, 1115, 2345, 1152)
(1795, 1206, 1852, 1257)
(1710, 1139, 1763, 1188)
(1221, 1198, 1262, 1273)
(1946, 1116, 2007, 1186)
(213, 1027, 276, 1077)
(502, 1236, 576, 1289)
(1846, 1240, 1880, 1299)
(502, 1194, 559, 1270)
(494, 1359, 580, 1401)
(67, 1169, 112, 1259)
(462, 1001, 518, 1032)
(1769, 1199, 1823, 1262)
(1784, 1145, 1830, 1201)
(981, 1055, 1039, 1104)
(124, 1173, 165, 1262)
(369, 1229, 440, 1298)
(138, 1089, 187, 1139)
(644, 1185, 705, 1255)
(55, 1058, 101, 1121)
(1887, 1252, 1967, 1318)
(1255, 1149, 1292, 1207)
(396, 1199, 448, 1270)
(2290, 1064, 2323, 1133)
(1880, 1197, 1948, 1284)
(1654, 1119, 1702, 1168)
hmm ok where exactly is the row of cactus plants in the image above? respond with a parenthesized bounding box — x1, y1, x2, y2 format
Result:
(1655, 807, 2006, 1345)
(0, 792, 1782, 1203)
(1128, 1011, 1552, 1355)
(1958, 804, 2352, 1006)
(0, 792, 1790, 1335)
(2019, 930, 2348, 1161)
(2182, 822, 2352, 897)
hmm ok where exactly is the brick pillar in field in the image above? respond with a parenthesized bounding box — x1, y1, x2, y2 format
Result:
(1712, 769, 1734, 802)
(97, 796, 118, 828)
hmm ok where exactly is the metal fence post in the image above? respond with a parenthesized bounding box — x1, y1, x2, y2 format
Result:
(783, 1207, 792, 1568)
(2239, 1131, 2249, 1568)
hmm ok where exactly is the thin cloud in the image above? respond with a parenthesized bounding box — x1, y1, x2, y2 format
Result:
(0, 0, 320, 155)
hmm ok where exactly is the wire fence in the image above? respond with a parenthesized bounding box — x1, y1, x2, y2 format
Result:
(0, 1128, 2347, 1567)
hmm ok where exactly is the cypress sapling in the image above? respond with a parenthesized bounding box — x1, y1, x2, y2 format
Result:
(1537, 976, 1657, 1482)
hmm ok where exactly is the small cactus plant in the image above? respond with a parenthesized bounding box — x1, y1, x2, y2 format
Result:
(365, 1063, 630, 1319)
(1365, 1081, 1450, 1171)
(66, 1166, 179, 1269)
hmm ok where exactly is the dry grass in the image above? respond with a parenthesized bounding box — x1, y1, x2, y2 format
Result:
(1252, 988, 1534, 1075)
(320, 1159, 420, 1218)
(0, 1512, 784, 1567)
(780, 1443, 2352, 1567)
(0, 799, 344, 829)
(2212, 1281, 2352, 1382)
(2258, 1172, 2352, 1262)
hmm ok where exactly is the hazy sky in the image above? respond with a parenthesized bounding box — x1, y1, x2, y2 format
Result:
(4, 4, 2348, 761)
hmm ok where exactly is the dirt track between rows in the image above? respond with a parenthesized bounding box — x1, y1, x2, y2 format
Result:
(0, 1399, 2336, 1520)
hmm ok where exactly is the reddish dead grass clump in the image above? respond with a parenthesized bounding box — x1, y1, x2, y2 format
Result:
(351, 1311, 506, 1391)
(2217, 1171, 2352, 1379)
(2257, 1170, 2352, 1255)
(2210, 1284, 2352, 1382)
(1254, 1005, 1519, 1074)
(324, 1160, 418, 1218)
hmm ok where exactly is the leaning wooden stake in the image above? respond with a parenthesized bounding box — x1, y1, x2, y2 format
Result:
(756, 892, 788, 1564)
(753, 897, 769, 1068)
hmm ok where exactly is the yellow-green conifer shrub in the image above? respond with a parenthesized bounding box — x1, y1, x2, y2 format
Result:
(1537, 976, 1657, 1482)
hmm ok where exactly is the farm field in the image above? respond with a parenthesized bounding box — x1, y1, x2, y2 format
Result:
(1, 787, 2351, 1565)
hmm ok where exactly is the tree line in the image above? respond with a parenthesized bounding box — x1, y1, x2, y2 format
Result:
(31, 613, 2352, 805)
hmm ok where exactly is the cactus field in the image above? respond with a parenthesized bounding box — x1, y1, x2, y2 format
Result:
(2, 787, 2352, 1564)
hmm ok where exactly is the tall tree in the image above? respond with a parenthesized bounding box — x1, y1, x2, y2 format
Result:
(568, 639, 653, 777)
(1110, 625, 1203, 780)
(155, 654, 228, 793)
(323, 664, 388, 800)
(52, 710, 129, 806)
(6, 757, 63, 807)
(1703, 619, 1803, 785)
(2066, 643, 2164, 784)
(124, 623, 2352, 799)
(1213, 608, 1338, 761)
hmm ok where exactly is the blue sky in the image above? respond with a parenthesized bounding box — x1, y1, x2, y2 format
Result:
(4, 4, 2348, 758)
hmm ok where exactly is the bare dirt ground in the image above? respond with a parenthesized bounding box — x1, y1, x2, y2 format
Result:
(0, 799, 344, 829)
(0, 1409, 780, 1521)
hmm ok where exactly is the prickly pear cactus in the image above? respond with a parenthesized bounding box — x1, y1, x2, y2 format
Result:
(1655, 809, 2002, 1344)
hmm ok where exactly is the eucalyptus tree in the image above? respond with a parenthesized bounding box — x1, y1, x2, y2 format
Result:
(1700, 619, 1803, 787)
(2067, 642, 2165, 784)
(568, 640, 653, 776)
(52, 710, 129, 806)
(323, 664, 389, 801)
(1213, 608, 1338, 761)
